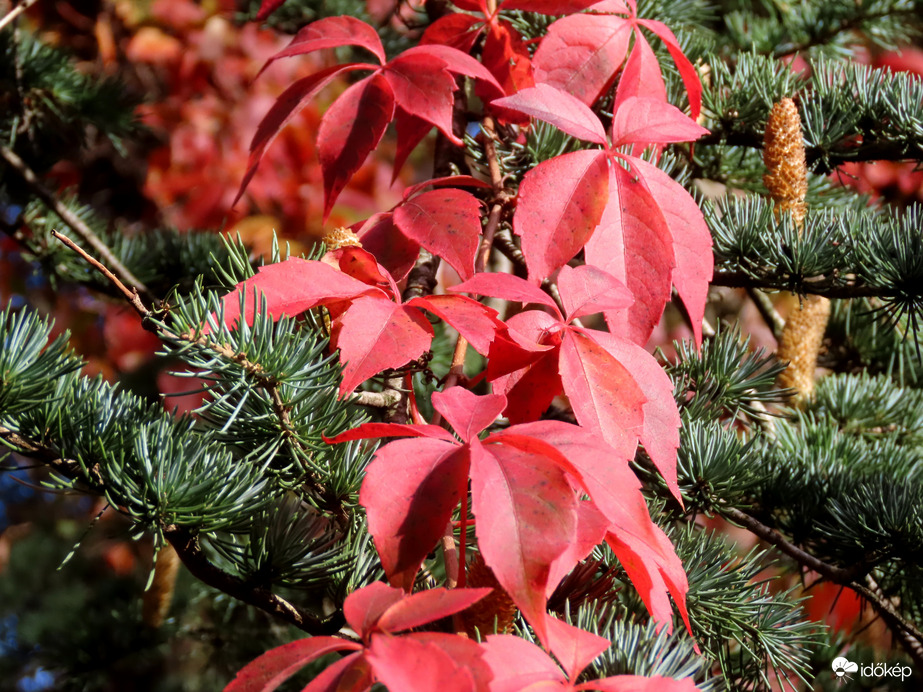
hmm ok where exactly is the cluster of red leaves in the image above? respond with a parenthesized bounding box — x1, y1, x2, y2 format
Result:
(220, 0, 712, 689)
(130, 0, 403, 237)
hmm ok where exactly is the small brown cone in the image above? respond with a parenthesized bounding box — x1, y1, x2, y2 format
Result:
(763, 98, 808, 228)
(460, 553, 517, 638)
(763, 98, 829, 401)
(142, 543, 181, 628)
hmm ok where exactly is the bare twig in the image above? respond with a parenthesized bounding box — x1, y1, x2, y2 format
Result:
(1, 146, 151, 296)
(354, 390, 403, 408)
(747, 287, 785, 340)
(0, 0, 41, 32)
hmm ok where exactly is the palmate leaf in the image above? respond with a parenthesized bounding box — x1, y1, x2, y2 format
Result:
(225, 583, 492, 692)
(236, 16, 503, 219)
(327, 387, 691, 649)
(210, 249, 513, 394)
(492, 85, 710, 344)
(453, 266, 682, 499)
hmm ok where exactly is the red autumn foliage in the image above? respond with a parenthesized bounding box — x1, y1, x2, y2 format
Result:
(221, 2, 710, 688)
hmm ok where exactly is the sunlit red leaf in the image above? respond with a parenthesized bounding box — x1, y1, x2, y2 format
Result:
(532, 14, 632, 104)
(376, 588, 493, 633)
(610, 97, 708, 148)
(513, 149, 609, 283)
(584, 161, 674, 345)
(556, 264, 633, 323)
(558, 330, 646, 453)
(384, 54, 459, 143)
(366, 635, 480, 692)
(492, 84, 607, 144)
(360, 440, 468, 588)
(470, 441, 578, 644)
(318, 73, 395, 220)
(262, 15, 386, 68)
(330, 295, 433, 393)
(430, 386, 506, 442)
(224, 638, 361, 692)
(394, 189, 482, 280)
(624, 156, 712, 346)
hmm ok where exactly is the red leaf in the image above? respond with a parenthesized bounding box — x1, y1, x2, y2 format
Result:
(303, 653, 371, 692)
(481, 21, 535, 96)
(234, 64, 367, 206)
(637, 18, 703, 119)
(490, 311, 563, 421)
(558, 330, 646, 454)
(407, 294, 505, 356)
(264, 15, 386, 68)
(587, 329, 681, 504)
(366, 635, 480, 692)
(481, 635, 565, 692)
(492, 84, 607, 145)
(606, 528, 692, 638)
(612, 31, 666, 113)
(501, 420, 643, 526)
(556, 264, 633, 323)
(577, 675, 700, 692)
(402, 175, 492, 201)
(355, 214, 421, 282)
(330, 296, 433, 394)
(254, 0, 286, 21)
(224, 638, 361, 692)
(393, 107, 438, 182)
(420, 13, 483, 52)
(470, 440, 578, 644)
(623, 156, 712, 346)
(584, 161, 674, 345)
(208, 258, 382, 334)
(330, 246, 399, 297)
(325, 421, 457, 444)
(610, 97, 708, 148)
(344, 582, 406, 638)
(393, 189, 482, 279)
(430, 386, 506, 442)
(360, 440, 469, 588)
(384, 54, 459, 143)
(451, 272, 561, 316)
(400, 44, 504, 99)
(502, 0, 601, 13)
(318, 73, 395, 221)
(513, 149, 609, 283)
(409, 633, 494, 690)
(545, 500, 610, 597)
(532, 15, 631, 104)
(376, 588, 493, 633)
(544, 617, 610, 683)
(494, 347, 563, 423)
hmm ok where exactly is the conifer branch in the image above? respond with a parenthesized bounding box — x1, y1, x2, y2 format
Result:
(163, 525, 346, 637)
(0, 424, 345, 636)
(723, 506, 923, 665)
(1, 146, 151, 297)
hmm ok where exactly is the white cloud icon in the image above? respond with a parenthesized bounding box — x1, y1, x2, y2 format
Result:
(831, 657, 859, 677)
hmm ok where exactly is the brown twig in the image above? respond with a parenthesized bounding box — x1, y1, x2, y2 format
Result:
(0, 0, 42, 32)
(164, 525, 345, 637)
(1, 146, 151, 297)
(746, 287, 785, 340)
